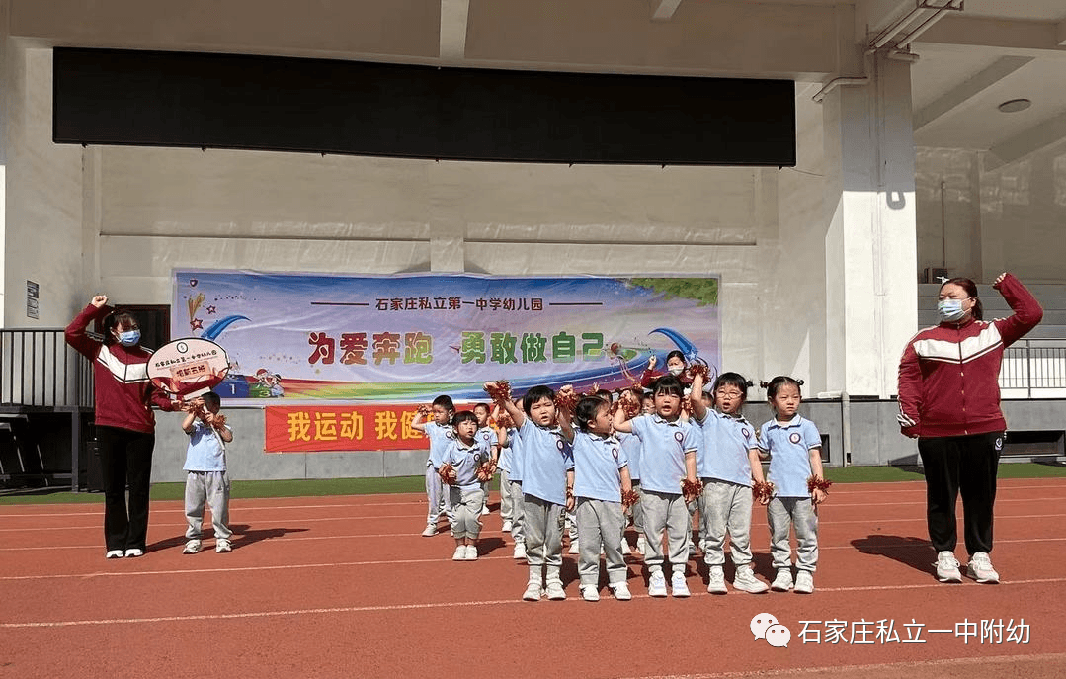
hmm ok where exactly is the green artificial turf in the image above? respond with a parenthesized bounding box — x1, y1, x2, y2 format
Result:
(1, 462, 1063, 505)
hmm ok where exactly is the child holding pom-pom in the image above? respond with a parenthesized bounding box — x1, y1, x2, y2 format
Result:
(440, 411, 491, 561)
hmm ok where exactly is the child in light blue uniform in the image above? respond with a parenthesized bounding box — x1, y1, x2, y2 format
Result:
(561, 395, 633, 602)
(441, 410, 490, 561)
(181, 391, 233, 554)
(473, 403, 500, 517)
(487, 382, 574, 601)
(690, 372, 769, 594)
(501, 408, 527, 559)
(757, 376, 827, 594)
(412, 394, 455, 537)
(614, 376, 699, 598)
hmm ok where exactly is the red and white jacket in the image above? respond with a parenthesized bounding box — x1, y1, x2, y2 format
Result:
(897, 274, 1042, 438)
(65, 304, 175, 434)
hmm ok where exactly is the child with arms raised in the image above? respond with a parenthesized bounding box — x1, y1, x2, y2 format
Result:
(485, 382, 574, 601)
(690, 372, 769, 594)
(181, 391, 234, 554)
(559, 394, 634, 601)
(614, 376, 700, 597)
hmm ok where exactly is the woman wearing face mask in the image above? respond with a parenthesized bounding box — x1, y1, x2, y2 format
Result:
(897, 274, 1041, 585)
(66, 295, 180, 559)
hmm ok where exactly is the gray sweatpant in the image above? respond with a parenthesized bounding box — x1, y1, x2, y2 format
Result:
(449, 487, 485, 540)
(425, 464, 453, 524)
(767, 496, 819, 572)
(508, 479, 526, 544)
(640, 489, 690, 576)
(701, 479, 754, 567)
(523, 494, 564, 583)
(185, 470, 231, 540)
(576, 497, 627, 586)
(499, 468, 513, 520)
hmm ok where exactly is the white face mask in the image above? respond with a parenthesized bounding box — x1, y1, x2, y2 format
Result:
(668, 366, 684, 376)
(937, 298, 966, 323)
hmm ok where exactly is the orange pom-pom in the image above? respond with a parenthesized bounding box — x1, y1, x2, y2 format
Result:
(475, 461, 495, 483)
(554, 390, 578, 413)
(807, 476, 833, 493)
(621, 489, 640, 509)
(688, 363, 710, 382)
(495, 411, 514, 429)
(681, 478, 703, 503)
(438, 464, 457, 485)
(752, 480, 776, 503)
(484, 381, 512, 403)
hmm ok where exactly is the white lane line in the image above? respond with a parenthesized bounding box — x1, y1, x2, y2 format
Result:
(613, 652, 1066, 679)
(4, 578, 1064, 629)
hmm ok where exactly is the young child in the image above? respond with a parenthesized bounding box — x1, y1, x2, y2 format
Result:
(473, 403, 500, 516)
(440, 411, 490, 561)
(412, 394, 456, 537)
(618, 387, 646, 555)
(181, 391, 234, 554)
(757, 376, 827, 594)
(613, 376, 699, 598)
(486, 382, 574, 601)
(500, 399, 528, 560)
(560, 394, 633, 601)
(690, 372, 769, 594)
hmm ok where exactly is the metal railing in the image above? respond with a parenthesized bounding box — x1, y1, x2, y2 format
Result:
(0, 329, 94, 408)
(999, 338, 1066, 398)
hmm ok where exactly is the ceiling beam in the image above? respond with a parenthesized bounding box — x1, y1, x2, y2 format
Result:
(918, 16, 1066, 56)
(914, 56, 1034, 130)
(651, 0, 683, 22)
(440, 0, 470, 61)
(984, 111, 1066, 170)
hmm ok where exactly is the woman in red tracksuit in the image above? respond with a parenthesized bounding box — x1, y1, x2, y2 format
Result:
(897, 273, 1041, 585)
(66, 296, 179, 559)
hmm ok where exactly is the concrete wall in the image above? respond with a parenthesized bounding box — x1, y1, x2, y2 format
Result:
(916, 145, 1066, 285)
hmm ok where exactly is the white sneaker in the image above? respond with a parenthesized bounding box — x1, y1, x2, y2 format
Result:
(671, 571, 691, 597)
(123, 548, 144, 558)
(452, 546, 466, 561)
(465, 545, 478, 560)
(794, 570, 814, 594)
(620, 539, 630, 555)
(545, 581, 566, 600)
(480, 505, 490, 516)
(967, 552, 999, 584)
(647, 570, 668, 597)
(105, 549, 124, 559)
(183, 540, 202, 554)
(706, 565, 727, 594)
(421, 524, 438, 537)
(771, 568, 793, 592)
(688, 542, 697, 557)
(502, 520, 513, 533)
(611, 582, 632, 600)
(522, 582, 542, 601)
(580, 585, 600, 602)
(635, 535, 647, 557)
(215, 539, 232, 553)
(733, 564, 769, 593)
(936, 551, 963, 583)
(513, 543, 527, 560)
(568, 540, 580, 554)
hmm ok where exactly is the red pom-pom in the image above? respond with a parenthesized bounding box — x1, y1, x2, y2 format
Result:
(613, 397, 640, 420)
(417, 404, 431, 416)
(681, 478, 703, 503)
(554, 390, 578, 413)
(494, 411, 514, 430)
(688, 363, 710, 383)
(211, 413, 227, 432)
(621, 489, 640, 509)
(438, 464, 457, 485)
(752, 480, 776, 503)
(484, 381, 512, 403)
(807, 476, 833, 493)
(475, 461, 495, 482)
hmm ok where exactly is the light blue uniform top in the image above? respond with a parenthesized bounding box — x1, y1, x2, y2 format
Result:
(425, 421, 455, 468)
(629, 414, 699, 495)
(694, 409, 758, 487)
(518, 418, 574, 506)
(618, 431, 641, 481)
(184, 419, 229, 472)
(441, 438, 489, 493)
(503, 426, 521, 480)
(572, 431, 628, 503)
(758, 415, 822, 497)
(476, 426, 499, 460)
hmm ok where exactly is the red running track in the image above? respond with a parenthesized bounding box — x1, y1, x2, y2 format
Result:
(1, 478, 1065, 679)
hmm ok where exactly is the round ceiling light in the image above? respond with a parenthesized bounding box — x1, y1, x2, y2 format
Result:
(997, 98, 1031, 113)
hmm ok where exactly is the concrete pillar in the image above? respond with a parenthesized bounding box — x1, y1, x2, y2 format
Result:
(822, 54, 918, 398)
